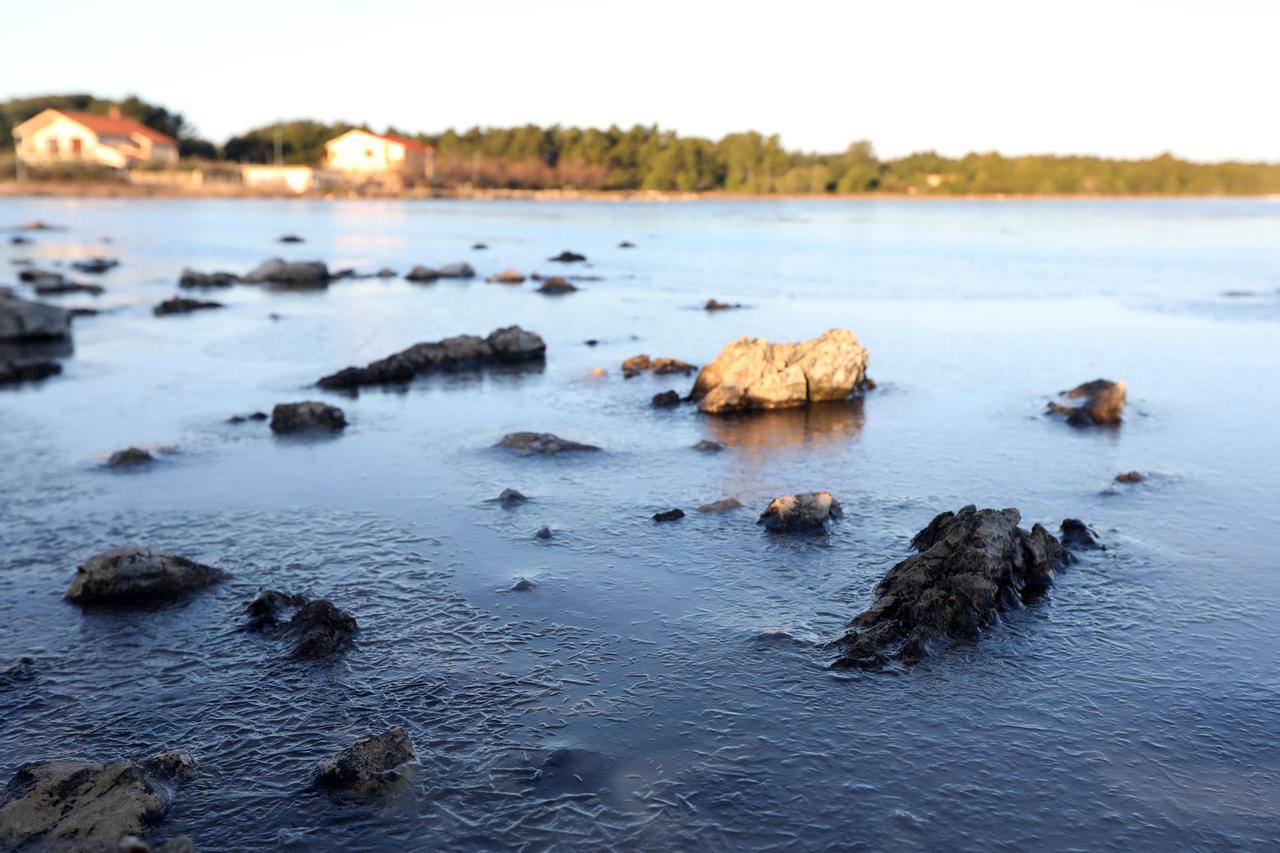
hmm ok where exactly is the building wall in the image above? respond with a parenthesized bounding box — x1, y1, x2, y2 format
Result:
(325, 131, 427, 181)
(14, 114, 178, 168)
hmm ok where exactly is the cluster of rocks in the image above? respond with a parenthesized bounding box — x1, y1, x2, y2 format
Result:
(405, 262, 474, 281)
(245, 590, 358, 659)
(692, 329, 870, 413)
(317, 326, 545, 390)
(179, 268, 240, 288)
(621, 354, 697, 379)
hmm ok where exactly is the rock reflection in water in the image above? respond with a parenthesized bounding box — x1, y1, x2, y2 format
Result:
(699, 398, 866, 451)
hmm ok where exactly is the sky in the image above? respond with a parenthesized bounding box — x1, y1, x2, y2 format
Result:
(2, 0, 1276, 161)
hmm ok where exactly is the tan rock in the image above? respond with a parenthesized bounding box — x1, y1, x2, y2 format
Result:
(692, 329, 869, 413)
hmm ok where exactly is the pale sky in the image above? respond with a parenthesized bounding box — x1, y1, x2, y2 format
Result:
(2, 0, 1276, 161)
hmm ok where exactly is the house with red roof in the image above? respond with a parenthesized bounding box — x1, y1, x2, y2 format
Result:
(12, 107, 179, 169)
(324, 129, 434, 186)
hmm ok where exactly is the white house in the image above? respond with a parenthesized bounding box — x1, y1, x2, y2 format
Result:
(12, 108, 179, 169)
(324, 129, 433, 184)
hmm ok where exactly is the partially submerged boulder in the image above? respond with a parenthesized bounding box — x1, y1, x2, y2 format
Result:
(34, 281, 103, 296)
(1115, 470, 1144, 484)
(758, 492, 843, 532)
(405, 262, 474, 281)
(692, 329, 869, 413)
(496, 432, 600, 454)
(693, 439, 726, 453)
(704, 299, 743, 311)
(1047, 379, 1126, 426)
(245, 590, 358, 659)
(1060, 518, 1101, 550)
(831, 505, 1067, 668)
(536, 277, 577, 295)
(315, 727, 415, 795)
(0, 360, 60, 386)
(107, 447, 154, 468)
(487, 268, 526, 284)
(65, 546, 228, 604)
(179, 268, 239, 288)
(621, 354, 697, 379)
(270, 401, 347, 434)
(0, 750, 195, 848)
(496, 488, 528, 508)
(653, 508, 685, 522)
(697, 497, 743, 513)
(153, 296, 222, 316)
(0, 293, 71, 341)
(242, 258, 330, 286)
(651, 390, 681, 408)
(317, 326, 545, 390)
(548, 250, 586, 262)
(71, 258, 119, 274)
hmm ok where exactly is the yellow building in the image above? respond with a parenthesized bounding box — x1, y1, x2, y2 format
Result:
(12, 108, 178, 169)
(324, 129, 433, 185)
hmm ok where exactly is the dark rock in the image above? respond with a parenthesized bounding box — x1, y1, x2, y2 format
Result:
(107, 447, 153, 468)
(618, 241, 635, 248)
(535, 526, 553, 540)
(585, 339, 599, 347)
(548, 250, 586, 263)
(179, 268, 239, 288)
(17, 268, 64, 285)
(704, 298, 743, 311)
(1047, 379, 1126, 426)
(245, 590, 358, 658)
(244, 589, 308, 628)
(0, 656, 36, 687)
(832, 505, 1067, 668)
(277, 234, 304, 243)
(758, 492, 843, 532)
(228, 411, 268, 424)
(65, 546, 228, 604)
(34, 281, 104, 296)
(536, 277, 577, 295)
(315, 727, 415, 795)
(652, 390, 681, 408)
(622, 354, 696, 378)
(472, 242, 488, 250)
(497, 432, 600, 454)
(153, 296, 222, 316)
(512, 577, 535, 592)
(697, 497, 743, 513)
(270, 401, 347, 434)
(375, 267, 397, 278)
(318, 326, 545, 389)
(693, 440, 726, 452)
(1060, 518, 1101, 550)
(404, 265, 440, 282)
(1115, 470, 1144, 483)
(0, 750, 196, 847)
(242, 258, 330, 286)
(0, 359, 61, 386)
(497, 488, 528, 508)
(69, 306, 99, 317)
(653, 508, 685, 522)
(71, 258, 119, 274)
(9, 235, 31, 245)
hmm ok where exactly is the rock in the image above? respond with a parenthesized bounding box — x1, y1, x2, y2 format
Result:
(653, 509, 685, 522)
(486, 268, 526, 284)
(70, 307, 99, 317)
(548, 250, 586, 262)
(693, 440, 726, 452)
(0, 656, 36, 687)
(497, 488, 528, 508)
(107, 447, 153, 468)
(34, 281, 104, 296)
(375, 267, 397, 278)
(17, 268, 65, 286)
(692, 329, 870, 414)
(831, 505, 1067, 668)
(618, 241, 635, 248)
(153, 296, 222, 316)
(65, 546, 228, 604)
(1047, 379, 1126, 426)
(1060, 518, 1101, 550)
(71, 258, 119, 274)
(697, 497, 743, 513)
(179, 268, 239, 288)
(1115, 470, 1144, 483)
(17, 220, 61, 231)
(404, 265, 440, 282)
(242, 258, 330, 286)
(0, 750, 195, 848)
(536, 277, 577, 295)
(245, 590, 358, 658)
(704, 298, 742, 311)
(757, 492, 843, 532)
(535, 526, 553, 540)
(472, 242, 488, 250)
(438, 262, 475, 278)
(588, 367, 607, 378)
(228, 411, 268, 424)
(318, 326, 545, 389)
(277, 234, 304, 243)
(270, 401, 347, 434)
(585, 339, 599, 346)
(652, 390, 681, 408)
(0, 360, 61, 386)
(315, 727, 415, 796)
(497, 432, 600, 454)
(512, 577, 535, 592)
(9, 235, 31, 245)
(621, 354, 697, 378)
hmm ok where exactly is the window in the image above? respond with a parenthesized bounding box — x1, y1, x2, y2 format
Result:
(365, 149, 373, 158)
(48, 138, 59, 154)
(71, 138, 83, 155)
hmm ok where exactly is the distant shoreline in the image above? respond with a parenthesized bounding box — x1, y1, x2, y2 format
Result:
(1, 181, 1275, 203)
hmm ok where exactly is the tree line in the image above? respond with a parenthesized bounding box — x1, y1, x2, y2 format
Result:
(5, 94, 1280, 195)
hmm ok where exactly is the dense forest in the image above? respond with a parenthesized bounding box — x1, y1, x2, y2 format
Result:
(5, 94, 1280, 195)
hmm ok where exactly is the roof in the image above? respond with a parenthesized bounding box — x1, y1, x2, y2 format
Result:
(329, 128, 430, 152)
(49, 110, 177, 145)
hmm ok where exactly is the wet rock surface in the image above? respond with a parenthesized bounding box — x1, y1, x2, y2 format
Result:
(0, 292, 71, 341)
(34, 280, 104, 296)
(534, 525, 553, 539)
(832, 505, 1068, 669)
(697, 497, 743, 513)
(758, 492, 843, 532)
(1047, 379, 1126, 426)
(153, 296, 223, 316)
(107, 447, 154, 468)
(496, 488, 528, 508)
(652, 508, 685, 522)
(693, 439, 726, 452)
(497, 432, 600, 454)
(242, 258, 330, 286)
(0, 359, 61, 386)
(65, 546, 228, 605)
(1060, 518, 1102, 550)
(693, 329, 870, 413)
(405, 262, 475, 281)
(317, 326, 545, 390)
(315, 727, 415, 795)
(270, 401, 347, 434)
(245, 590, 358, 659)
(178, 269, 239, 288)
(651, 389, 681, 408)
(1115, 470, 1145, 483)
(621, 354, 697, 378)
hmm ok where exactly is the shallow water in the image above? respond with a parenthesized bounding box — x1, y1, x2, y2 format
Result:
(1, 197, 1278, 851)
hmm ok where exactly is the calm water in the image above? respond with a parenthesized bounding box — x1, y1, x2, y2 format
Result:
(1, 198, 1278, 851)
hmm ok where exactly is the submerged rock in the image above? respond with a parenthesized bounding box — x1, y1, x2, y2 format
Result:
(693, 439, 726, 452)
(651, 390, 681, 408)
(2, 292, 73, 340)
(17, 268, 65, 286)
(228, 411, 268, 424)
(697, 497, 743, 513)
(512, 577, 536, 592)
(1060, 518, 1102, 550)
(317, 326, 545, 390)
(71, 258, 119, 274)
(548, 250, 586, 263)
(704, 298, 743, 311)
(618, 241, 635, 248)
(472, 242, 488, 250)
(245, 590, 358, 659)
(65, 546, 228, 604)
(487, 268, 526, 284)
(179, 268, 239, 288)
(1115, 470, 1144, 483)
(536, 277, 577, 295)
(405, 262, 475, 281)
(34, 281, 104, 296)
(242, 258, 330, 286)
(832, 505, 1067, 668)
(315, 727, 415, 795)
(153, 296, 222, 316)
(0, 360, 61, 386)
(497, 432, 600, 454)
(277, 234, 304, 243)
(1047, 379, 1126, 426)
(497, 488, 528, 508)
(270, 401, 347, 434)
(0, 656, 36, 687)
(622, 354, 697, 379)
(107, 447, 154, 468)
(758, 492, 843, 532)
(653, 508, 685, 522)
(693, 329, 870, 413)
(0, 750, 195, 848)
(534, 526, 553, 540)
